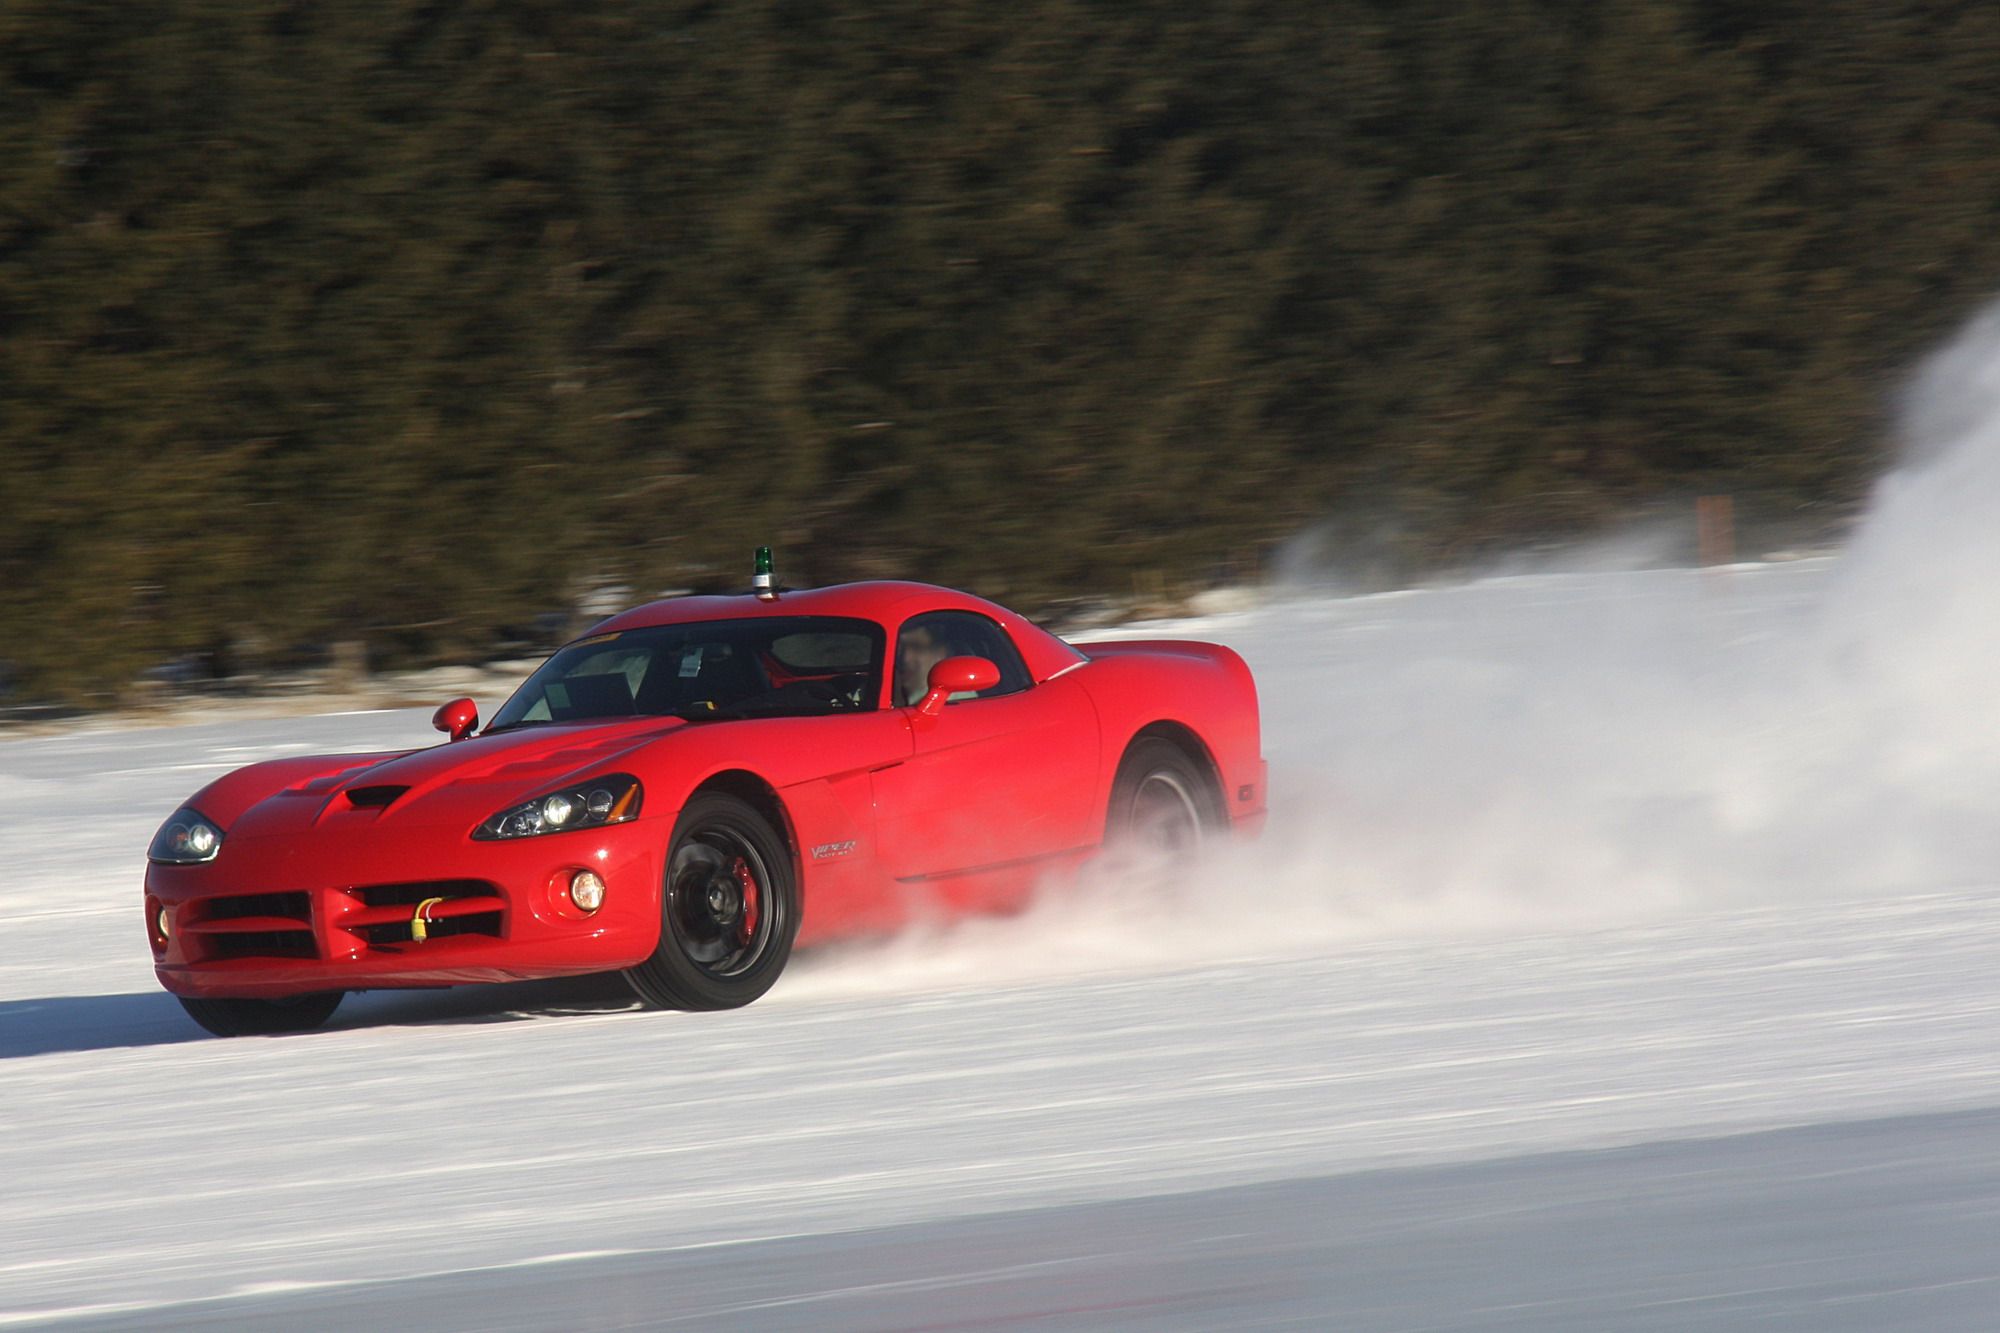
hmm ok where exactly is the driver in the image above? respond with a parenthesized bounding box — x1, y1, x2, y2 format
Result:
(896, 622, 954, 706)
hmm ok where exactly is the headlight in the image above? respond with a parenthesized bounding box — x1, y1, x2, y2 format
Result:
(475, 774, 642, 840)
(148, 808, 224, 864)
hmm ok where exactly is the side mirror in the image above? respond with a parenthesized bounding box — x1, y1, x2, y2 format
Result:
(916, 656, 1000, 718)
(432, 697, 479, 742)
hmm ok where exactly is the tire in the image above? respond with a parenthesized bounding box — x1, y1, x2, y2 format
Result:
(625, 792, 799, 1011)
(178, 991, 343, 1037)
(1105, 736, 1224, 857)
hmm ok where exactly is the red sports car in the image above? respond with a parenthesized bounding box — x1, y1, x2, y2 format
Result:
(144, 572, 1265, 1035)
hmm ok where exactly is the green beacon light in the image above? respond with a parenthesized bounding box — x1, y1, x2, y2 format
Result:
(753, 546, 777, 601)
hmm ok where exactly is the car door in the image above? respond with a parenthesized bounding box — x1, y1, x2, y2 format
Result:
(869, 610, 1101, 887)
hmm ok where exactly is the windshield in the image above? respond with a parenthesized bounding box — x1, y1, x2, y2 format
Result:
(487, 616, 885, 731)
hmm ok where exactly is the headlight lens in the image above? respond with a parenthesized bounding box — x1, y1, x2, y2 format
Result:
(475, 774, 642, 840)
(148, 808, 224, 864)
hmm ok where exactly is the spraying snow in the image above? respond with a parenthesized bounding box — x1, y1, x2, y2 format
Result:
(789, 297, 2000, 998)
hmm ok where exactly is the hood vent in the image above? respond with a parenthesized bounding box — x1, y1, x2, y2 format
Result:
(345, 785, 410, 809)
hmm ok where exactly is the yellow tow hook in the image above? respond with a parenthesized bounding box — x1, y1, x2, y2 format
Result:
(410, 896, 447, 943)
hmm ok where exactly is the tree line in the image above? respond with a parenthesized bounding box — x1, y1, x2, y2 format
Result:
(4, 1, 2000, 703)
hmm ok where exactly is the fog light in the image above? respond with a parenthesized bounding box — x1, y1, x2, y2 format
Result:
(157, 906, 172, 939)
(569, 870, 607, 913)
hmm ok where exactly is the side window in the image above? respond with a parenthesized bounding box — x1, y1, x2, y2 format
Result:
(894, 611, 1033, 707)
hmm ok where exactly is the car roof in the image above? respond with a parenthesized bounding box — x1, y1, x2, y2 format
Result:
(582, 581, 1088, 682)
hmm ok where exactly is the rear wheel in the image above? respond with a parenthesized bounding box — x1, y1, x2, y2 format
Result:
(625, 792, 799, 1010)
(1106, 737, 1224, 856)
(178, 991, 343, 1037)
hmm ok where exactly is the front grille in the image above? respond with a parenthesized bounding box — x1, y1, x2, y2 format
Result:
(180, 881, 508, 964)
(354, 880, 494, 909)
(202, 891, 310, 921)
(183, 891, 315, 962)
(335, 880, 507, 950)
(354, 912, 502, 946)
(208, 930, 318, 960)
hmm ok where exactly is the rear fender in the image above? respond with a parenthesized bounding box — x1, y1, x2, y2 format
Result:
(1072, 641, 1265, 836)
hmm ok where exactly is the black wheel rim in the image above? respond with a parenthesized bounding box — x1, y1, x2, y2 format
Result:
(1128, 769, 1206, 855)
(667, 826, 777, 978)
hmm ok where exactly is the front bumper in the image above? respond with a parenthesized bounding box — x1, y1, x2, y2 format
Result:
(145, 815, 669, 999)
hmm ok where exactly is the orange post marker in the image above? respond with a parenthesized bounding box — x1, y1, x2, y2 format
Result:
(1696, 495, 1735, 568)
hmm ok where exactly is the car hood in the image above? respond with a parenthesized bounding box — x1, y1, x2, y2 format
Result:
(222, 717, 689, 840)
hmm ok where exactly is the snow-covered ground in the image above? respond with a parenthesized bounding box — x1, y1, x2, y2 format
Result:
(10, 311, 2000, 1329)
(6, 550, 2000, 1330)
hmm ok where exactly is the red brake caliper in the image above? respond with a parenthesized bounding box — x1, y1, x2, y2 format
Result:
(730, 857, 760, 946)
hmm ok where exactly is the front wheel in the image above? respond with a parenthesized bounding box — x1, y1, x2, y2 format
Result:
(625, 792, 799, 1011)
(178, 991, 343, 1037)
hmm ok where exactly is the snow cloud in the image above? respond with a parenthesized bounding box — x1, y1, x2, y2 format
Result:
(792, 297, 2000, 997)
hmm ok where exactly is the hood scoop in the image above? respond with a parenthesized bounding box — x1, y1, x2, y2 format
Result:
(345, 785, 410, 809)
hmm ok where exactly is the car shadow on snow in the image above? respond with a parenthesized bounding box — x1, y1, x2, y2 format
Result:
(0, 974, 644, 1059)
(0, 991, 206, 1058)
(335, 972, 643, 1029)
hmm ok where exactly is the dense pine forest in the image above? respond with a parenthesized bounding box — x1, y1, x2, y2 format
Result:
(5, 2, 2000, 702)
